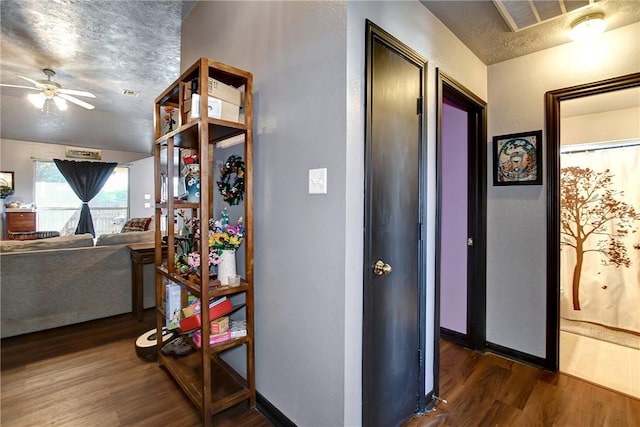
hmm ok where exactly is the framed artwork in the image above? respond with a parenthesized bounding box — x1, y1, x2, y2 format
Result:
(493, 130, 542, 185)
(0, 171, 14, 190)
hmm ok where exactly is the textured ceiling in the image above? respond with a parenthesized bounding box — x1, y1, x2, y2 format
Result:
(1, 1, 638, 155)
(420, 0, 640, 65)
(0, 0, 183, 154)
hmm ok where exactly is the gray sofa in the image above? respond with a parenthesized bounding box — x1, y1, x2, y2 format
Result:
(0, 230, 156, 338)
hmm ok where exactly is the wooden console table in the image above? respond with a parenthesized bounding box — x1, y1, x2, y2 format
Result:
(128, 242, 166, 321)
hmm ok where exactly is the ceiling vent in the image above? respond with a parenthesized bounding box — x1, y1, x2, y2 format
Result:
(492, 0, 596, 32)
(121, 89, 140, 97)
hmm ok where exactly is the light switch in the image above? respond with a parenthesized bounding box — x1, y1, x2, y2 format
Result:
(308, 168, 327, 194)
(144, 202, 151, 208)
(144, 194, 151, 200)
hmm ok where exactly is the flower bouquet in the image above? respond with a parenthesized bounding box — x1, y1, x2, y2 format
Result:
(174, 208, 244, 284)
(208, 208, 245, 252)
(174, 210, 221, 279)
(208, 209, 245, 286)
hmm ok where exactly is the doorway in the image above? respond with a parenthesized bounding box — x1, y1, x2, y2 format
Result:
(545, 73, 640, 389)
(435, 70, 487, 361)
(363, 21, 427, 427)
(557, 87, 640, 397)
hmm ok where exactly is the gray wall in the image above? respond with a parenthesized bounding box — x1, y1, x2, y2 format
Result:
(182, 2, 348, 426)
(486, 22, 640, 357)
(181, 2, 486, 425)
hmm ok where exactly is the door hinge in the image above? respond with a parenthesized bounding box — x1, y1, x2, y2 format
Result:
(418, 348, 423, 367)
(417, 222, 423, 241)
(417, 97, 423, 115)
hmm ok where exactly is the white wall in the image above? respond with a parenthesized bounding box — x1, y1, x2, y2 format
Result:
(0, 138, 152, 207)
(128, 156, 155, 222)
(562, 107, 640, 145)
(486, 22, 640, 357)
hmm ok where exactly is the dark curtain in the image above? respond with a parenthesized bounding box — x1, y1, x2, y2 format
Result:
(54, 159, 117, 237)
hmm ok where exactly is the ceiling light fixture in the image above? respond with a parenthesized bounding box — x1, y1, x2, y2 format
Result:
(569, 13, 607, 42)
(27, 92, 46, 109)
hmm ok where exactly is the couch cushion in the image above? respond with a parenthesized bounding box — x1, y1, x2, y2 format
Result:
(121, 217, 152, 232)
(7, 231, 61, 240)
(0, 233, 94, 253)
(95, 230, 154, 246)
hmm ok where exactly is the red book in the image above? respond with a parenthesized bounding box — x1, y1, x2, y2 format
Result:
(179, 297, 233, 332)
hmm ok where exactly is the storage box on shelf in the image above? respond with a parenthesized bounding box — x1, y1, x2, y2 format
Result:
(153, 57, 254, 426)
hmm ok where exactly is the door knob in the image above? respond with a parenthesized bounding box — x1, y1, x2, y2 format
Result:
(373, 260, 392, 276)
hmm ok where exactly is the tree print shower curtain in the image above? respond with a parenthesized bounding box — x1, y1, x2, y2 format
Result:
(560, 145, 640, 334)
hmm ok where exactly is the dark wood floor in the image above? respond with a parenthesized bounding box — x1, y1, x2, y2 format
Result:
(404, 339, 640, 427)
(0, 310, 272, 427)
(2, 313, 639, 427)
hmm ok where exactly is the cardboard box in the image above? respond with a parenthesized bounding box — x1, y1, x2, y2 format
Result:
(230, 319, 247, 338)
(186, 95, 240, 123)
(211, 316, 229, 335)
(185, 78, 241, 106)
(208, 78, 241, 106)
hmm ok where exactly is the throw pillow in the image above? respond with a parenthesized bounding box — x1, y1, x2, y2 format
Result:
(121, 217, 152, 233)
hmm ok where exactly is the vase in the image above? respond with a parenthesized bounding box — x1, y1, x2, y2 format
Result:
(184, 164, 200, 203)
(217, 249, 237, 286)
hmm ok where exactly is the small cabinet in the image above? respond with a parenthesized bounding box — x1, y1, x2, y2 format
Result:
(6, 210, 36, 239)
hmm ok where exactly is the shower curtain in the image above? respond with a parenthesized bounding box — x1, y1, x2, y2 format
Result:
(560, 144, 640, 334)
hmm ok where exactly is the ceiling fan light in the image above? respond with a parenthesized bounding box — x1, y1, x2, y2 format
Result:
(27, 92, 45, 109)
(53, 96, 68, 111)
(569, 13, 606, 42)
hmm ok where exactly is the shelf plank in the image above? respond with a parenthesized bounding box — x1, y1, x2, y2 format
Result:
(155, 119, 247, 148)
(158, 351, 251, 417)
(156, 202, 200, 210)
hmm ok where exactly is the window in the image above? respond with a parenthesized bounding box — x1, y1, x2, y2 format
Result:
(34, 161, 129, 236)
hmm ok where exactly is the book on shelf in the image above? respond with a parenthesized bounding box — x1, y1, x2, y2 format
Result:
(192, 330, 232, 348)
(179, 296, 233, 332)
(165, 280, 181, 330)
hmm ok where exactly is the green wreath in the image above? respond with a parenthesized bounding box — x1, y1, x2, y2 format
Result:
(217, 155, 245, 205)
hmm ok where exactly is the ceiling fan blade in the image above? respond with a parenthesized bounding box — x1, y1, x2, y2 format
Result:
(16, 74, 42, 87)
(57, 93, 95, 110)
(0, 83, 40, 91)
(58, 88, 96, 98)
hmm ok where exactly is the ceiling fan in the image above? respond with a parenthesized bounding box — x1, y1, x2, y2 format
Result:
(0, 68, 96, 111)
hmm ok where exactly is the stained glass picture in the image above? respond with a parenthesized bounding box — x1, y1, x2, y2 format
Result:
(493, 130, 542, 185)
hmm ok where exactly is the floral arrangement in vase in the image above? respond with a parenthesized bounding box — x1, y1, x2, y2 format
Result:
(174, 208, 244, 284)
(209, 208, 245, 286)
(174, 210, 221, 279)
(208, 208, 245, 252)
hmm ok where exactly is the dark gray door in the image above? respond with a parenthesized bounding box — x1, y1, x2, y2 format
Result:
(363, 21, 426, 427)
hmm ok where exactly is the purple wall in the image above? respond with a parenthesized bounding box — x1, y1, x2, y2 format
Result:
(440, 100, 468, 334)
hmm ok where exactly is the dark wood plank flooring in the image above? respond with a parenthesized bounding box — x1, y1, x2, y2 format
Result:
(1, 310, 271, 427)
(3, 313, 639, 426)
(404, 339, 640, 427)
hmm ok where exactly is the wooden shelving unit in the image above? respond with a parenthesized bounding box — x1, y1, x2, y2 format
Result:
(153, 57, 254, 426)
